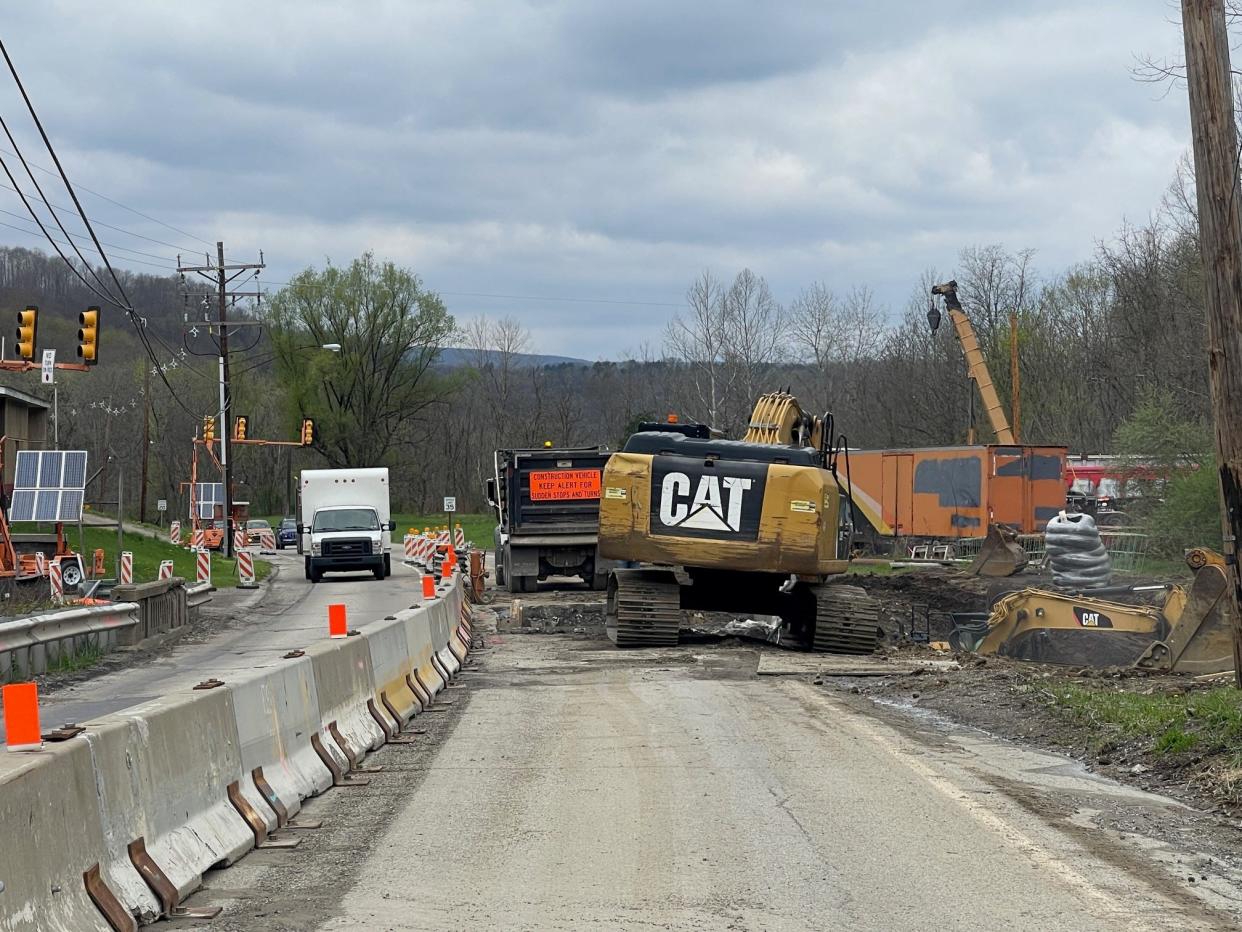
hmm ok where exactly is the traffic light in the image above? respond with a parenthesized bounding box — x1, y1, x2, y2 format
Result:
(77, 306, 100, 365)
(14, 306, 37, 360)
(300, 417, 316, 446)
(233, 414, 249, 442)
(203, 415, 216, 443)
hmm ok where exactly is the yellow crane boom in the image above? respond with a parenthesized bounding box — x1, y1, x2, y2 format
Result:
(931, 281, 1015, 445)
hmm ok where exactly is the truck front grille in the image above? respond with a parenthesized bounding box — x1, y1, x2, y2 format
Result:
(323, 538, 372, 557)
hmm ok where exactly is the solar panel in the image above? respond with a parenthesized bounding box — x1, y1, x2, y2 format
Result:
(10, 450, 89, 522)
(192, 482, 224, 519)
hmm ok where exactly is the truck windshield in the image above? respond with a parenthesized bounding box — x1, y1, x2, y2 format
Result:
(313, 508, 380, 532)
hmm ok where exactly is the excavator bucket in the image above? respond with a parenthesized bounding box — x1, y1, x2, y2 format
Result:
(1133, 562, 1236, 676)
(965, 524, 1028, 578)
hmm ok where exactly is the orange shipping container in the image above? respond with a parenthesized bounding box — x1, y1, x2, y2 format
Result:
(845, 445, 1066, 540)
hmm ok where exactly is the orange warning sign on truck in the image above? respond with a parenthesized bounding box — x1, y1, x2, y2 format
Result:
(529, 469, 602, 501)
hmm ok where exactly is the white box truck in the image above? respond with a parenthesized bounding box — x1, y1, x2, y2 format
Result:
(298, 467, 396, 582)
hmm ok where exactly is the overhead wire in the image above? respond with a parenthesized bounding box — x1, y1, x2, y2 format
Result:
(0, 35, 202, 416)
(0, 208, 177, 268)
(0, 111, 124, 304)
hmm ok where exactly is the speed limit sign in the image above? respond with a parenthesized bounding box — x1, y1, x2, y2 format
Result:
(443, 496, 457, 512)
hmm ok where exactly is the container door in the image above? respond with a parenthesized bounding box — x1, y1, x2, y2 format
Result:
(882, 453, 914, 535)
(989, 447, 1026, 528)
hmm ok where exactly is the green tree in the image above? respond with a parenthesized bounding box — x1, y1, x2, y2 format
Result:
(266, 253, 455, 468)
(1112, 388, 1220, 555)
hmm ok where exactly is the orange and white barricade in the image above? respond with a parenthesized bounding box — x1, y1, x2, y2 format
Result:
(158, 560, 175, 580)
(237, 549, 257, 588)
(169, 520, 181, 546)
(119, 551, 134, 586)
(404, 534, 416, 563)
(260, 529, 276, 552)
(48, 557, 63, 605)
(454, 524, 465, 550)
(191, 528, 205, 550)
(34, 552, 45, 576)
(196, 547, 212, 585)
(233, 528, 246, 554)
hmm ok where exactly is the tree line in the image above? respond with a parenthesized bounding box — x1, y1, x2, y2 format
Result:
(0, 174, 1216, 534)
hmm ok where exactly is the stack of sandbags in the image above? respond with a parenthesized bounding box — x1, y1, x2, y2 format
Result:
(1045, 512, 1112, 590)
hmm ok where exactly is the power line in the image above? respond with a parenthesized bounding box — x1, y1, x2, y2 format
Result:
(0, 216, 178, 271)
(0, 112, 125, 304)
(0, 35, 201, 417)
(0, 177, 203, 253)
(0, 206, 177, 267)
(0, 146, 212, 250)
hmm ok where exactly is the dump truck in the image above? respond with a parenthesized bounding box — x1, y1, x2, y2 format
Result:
(486, 446, 616, 593)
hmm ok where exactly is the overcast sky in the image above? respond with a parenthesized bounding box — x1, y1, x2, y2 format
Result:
(0, 2, 1192, 358)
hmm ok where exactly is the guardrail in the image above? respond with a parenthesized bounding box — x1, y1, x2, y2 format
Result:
(0, 602, 138, 681)
(111, 578, 190, 645)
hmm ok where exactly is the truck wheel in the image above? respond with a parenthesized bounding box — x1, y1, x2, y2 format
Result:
(384, 554, 392, 577)
(310, 567, 321, 583)
(304, 557, 312, 581)
(495, 553, 506, 587)
(521, 575, 538, 594)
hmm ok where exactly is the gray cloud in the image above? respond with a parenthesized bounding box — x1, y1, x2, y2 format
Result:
(0, 1, 1192, 356)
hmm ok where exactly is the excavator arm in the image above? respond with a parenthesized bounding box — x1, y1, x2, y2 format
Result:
(931, 281, 1015, 445)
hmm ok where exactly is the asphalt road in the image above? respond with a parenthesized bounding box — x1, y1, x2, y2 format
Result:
(26, 542, 421, 730)
(188, 614, 1242, 932)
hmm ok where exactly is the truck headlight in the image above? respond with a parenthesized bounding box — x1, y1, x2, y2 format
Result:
(312, 543, 321, 555)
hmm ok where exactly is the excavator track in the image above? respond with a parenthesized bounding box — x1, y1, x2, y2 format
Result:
(811, 584, 881, 655)
(606, 568, 682, 648)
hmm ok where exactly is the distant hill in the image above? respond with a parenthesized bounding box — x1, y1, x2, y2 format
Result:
(436, 347, 592, 368)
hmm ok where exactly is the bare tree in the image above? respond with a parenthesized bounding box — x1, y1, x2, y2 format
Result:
(665, 270, 733, 428)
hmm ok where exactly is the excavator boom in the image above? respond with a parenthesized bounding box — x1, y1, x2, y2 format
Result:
(931, 281, 1016, 445)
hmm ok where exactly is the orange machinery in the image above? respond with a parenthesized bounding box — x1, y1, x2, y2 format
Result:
(845, 444, 1067, 544)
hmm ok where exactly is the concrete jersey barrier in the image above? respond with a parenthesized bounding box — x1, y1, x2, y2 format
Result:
(0, 579, 467, 931)
(86, 689, 253, 922)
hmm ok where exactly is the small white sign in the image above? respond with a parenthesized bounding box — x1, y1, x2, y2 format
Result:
(157, 499, 168, 512)
(40, 349, 55, 384)
(443, 496, 457, 513)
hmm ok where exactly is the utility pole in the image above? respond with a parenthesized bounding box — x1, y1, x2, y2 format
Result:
(1009, 311, 1021, 442)
(178, 241, 264, 558)
(139, 361, 150, 523)
(1181, 0, 1242, 684)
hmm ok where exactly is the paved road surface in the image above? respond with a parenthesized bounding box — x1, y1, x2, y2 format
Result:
(191, 625, 1242, 932)
(27, 544, 421, 729)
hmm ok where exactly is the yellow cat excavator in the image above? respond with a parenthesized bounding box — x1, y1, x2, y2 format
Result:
(597, 392, 881, 652)
(959, 548, 1235, 674)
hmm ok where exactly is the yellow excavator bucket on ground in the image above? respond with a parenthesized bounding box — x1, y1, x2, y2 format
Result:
(1133, 556, 1236, 675)
(967, 548, 1236, 674)
(965, 524, 1028, 578)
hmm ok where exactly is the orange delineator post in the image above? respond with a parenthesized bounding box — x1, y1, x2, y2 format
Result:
(422, 575, 437, 599)
(328, 603, 348, 639)
(3, 682, 42, 751)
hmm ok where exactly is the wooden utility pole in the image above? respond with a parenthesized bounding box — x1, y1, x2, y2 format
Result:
(139, 361, 150, 523)
(1009, 311, 1021, 442)
(1182, 0, 1242, 684)
(177, 242, 264, 558)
